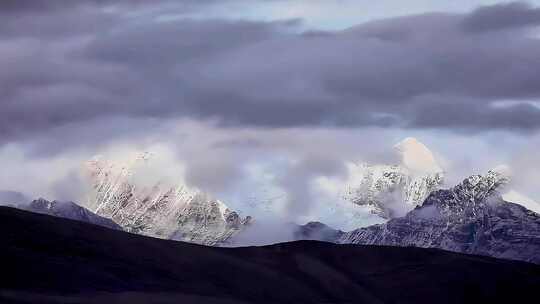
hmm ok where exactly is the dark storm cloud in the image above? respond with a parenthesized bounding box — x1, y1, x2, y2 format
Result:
(462, 2, 540, 32)
(410, 98, 540, 131)
(0, 0, 201, 12)
(0, 0, 101, 12)
(174, 9, 540, 130)
(0, 0, 220, 38)
(2, 1, 540, 147)
(83, 19, 293, 65)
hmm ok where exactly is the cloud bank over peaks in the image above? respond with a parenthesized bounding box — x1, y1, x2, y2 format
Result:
(486, 163, 540, 214)
(503, 190, 540, 213)
(3, 2, 540, 151)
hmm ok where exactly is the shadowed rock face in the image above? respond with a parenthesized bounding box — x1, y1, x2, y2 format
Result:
(293, 221, 344, 242)
(339, 170, 540, 264)
(19, 198, 122, 231)
(1, 206, 539, 304)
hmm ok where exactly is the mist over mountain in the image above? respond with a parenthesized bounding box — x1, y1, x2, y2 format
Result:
(342, 137, 444, 219)
(0, 191, 28, 205)
(3, 137, 539, 252)
(335, 170, 540, 264)
(1, 1, 540, 301)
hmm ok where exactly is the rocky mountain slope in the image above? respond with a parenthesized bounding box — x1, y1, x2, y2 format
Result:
(2, 206, 539, 304)
(293, 221, 345, 242)
(338, 170, 540, 264)
(83, 154, 251, 246)
(343, 138, 444, 218)
(10, 198, 121, 230)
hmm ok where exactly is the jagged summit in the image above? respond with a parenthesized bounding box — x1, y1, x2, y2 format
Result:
(339, 169, 540, 264)
(344, 137, 444, 218)
(83, 154, 251, 246)
(423, 168, 509, 210)
(457, 169, 509, 196)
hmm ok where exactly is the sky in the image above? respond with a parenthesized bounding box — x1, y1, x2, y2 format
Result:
(1, 0, 540, 228)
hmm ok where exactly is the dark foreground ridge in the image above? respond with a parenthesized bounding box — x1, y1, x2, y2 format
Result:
(0, 207, 538, 304)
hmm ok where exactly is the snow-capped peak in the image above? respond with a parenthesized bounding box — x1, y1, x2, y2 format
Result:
(343, 137, 444, 219)
(394, 137, 442, 174)
(82, 154, 251, 246)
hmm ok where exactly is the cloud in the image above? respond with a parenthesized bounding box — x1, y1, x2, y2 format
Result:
(181, 11, 540, 130)
(0, 0, 211, 13)
(0, 190, 29, 206)
(462, 1, 540, 32)
(1, 1, 540, 228)
(2, 2, 540, 150)
(1, 117, 539, 228)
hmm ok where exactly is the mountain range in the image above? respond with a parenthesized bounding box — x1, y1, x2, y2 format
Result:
(338, 169, 540, 264)
(1, 138, 538, 265)
(1, 206, 538, 304)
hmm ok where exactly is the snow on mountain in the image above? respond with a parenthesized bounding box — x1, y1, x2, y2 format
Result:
(82, 153, 251, 246)
(338, 169, 540, 264)
(343, 138, 444, 218)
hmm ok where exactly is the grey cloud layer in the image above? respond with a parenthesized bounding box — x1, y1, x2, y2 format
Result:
(462, 1, 540, 32)
(2, 1, 540, 145)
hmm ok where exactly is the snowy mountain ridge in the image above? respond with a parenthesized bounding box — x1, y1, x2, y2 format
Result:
(338, 169, 540, 264)
(343, 137, 444, 218)
(83, 154, 251, 246)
